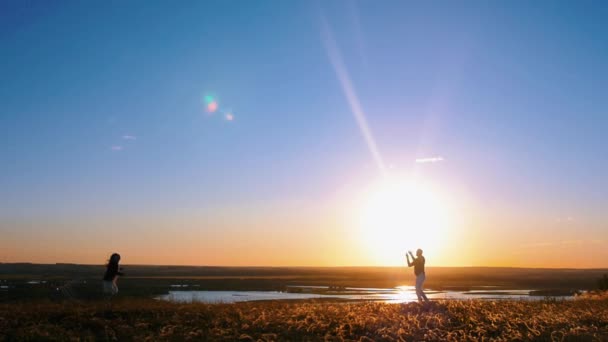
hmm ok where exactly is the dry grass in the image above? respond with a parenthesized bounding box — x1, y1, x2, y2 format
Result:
(1, 298, 607, 341)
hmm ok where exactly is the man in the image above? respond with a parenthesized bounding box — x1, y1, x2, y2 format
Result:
(406, 249, 429, 302)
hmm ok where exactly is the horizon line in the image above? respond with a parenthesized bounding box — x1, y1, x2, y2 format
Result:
(2, 262, 607, 270)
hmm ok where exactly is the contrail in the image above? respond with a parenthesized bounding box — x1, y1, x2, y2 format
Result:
(415, 157, 444, 163)
(321, 18, 386, 175)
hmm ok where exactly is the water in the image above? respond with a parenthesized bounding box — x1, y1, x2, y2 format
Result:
(157, 285, 571, 304)
(26, 280, 46, 285)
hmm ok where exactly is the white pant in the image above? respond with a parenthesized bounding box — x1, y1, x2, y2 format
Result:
(103, 280, 118, 295)
(415, 273, 428, 301)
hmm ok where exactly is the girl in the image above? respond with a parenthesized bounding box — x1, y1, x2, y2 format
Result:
(103, 253, 124, 296)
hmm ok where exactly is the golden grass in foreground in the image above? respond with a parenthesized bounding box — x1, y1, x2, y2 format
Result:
(1, 299, 607, 341)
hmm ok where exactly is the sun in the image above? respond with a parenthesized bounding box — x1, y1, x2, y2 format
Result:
(356, 178, 452, 265)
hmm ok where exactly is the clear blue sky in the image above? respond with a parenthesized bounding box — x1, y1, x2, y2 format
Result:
(1, 1, 607, 266)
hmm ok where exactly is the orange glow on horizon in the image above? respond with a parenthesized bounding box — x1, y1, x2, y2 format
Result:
(1, 193, 606, 268)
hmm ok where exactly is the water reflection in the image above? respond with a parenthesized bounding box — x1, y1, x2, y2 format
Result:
(157, 285, 572, 304)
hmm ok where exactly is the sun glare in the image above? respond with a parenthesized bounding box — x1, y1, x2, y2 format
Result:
(357, 179, 452, 265)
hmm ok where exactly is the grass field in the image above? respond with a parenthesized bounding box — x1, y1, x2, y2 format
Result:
(2, 264, 607, 340)
(1, 297, 607, 341)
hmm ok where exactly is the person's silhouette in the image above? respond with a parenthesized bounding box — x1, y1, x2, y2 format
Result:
(103, 253, 124, 297)
(406, 249, 429, 302)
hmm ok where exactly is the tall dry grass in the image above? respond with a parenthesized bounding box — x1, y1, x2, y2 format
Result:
(1, 298, 607, 341)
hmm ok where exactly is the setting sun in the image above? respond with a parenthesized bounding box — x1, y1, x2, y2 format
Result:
(357, 178, 453, 265)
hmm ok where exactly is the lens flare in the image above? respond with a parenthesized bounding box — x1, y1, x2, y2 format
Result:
(225, 113, 234, 121)
(321, 17, 385, 175)
(207, 101, 218, 113)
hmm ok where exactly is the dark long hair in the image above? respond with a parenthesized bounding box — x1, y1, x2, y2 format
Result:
(106, 253, 121, 268)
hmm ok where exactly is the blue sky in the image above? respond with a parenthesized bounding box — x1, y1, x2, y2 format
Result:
(1, 1, 607, 266)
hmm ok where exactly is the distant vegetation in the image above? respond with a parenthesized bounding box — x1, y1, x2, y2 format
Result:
(1, 298, 607, 340)
(2, 263, 608, 302)
(600, 274, 608, 291)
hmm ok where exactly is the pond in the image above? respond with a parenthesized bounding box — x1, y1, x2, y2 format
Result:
(157, 285, 573, 304)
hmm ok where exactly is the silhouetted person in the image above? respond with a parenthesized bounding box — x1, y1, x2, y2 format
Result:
(406, 249, 429, 302)
(103, 253, 124, 297)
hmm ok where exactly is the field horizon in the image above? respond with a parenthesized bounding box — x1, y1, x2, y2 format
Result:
(4, 262, 608, 270)
(2, 263, 607, 303)
(2, 263, 608, 340)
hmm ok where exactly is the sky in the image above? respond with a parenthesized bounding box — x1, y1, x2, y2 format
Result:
(1, 0, 607, 267)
